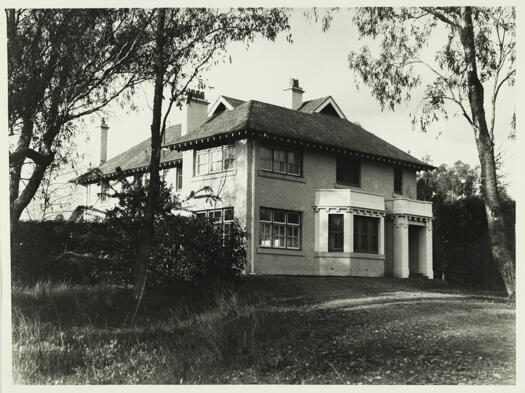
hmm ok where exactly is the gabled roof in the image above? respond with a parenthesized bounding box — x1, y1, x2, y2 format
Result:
(298, 96, 346, 119)
(167, 100, 434, 171)
(72, 125, 183, 185)
(298, 96, 330, 113)
(209, 95, 246, 117)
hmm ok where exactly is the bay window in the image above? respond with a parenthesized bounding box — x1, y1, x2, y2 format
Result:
(353, 216, 379, 254)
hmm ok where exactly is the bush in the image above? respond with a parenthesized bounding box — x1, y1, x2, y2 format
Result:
(11, 216, 247, 286)
(432, 196, 514, 289)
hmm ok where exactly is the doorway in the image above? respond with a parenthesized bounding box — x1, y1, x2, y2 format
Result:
(408, 225, 423, 277)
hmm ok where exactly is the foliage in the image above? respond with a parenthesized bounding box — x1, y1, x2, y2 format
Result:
(417, 160, 480, 202)
(417, 161, 515, 288)
(316, 6, 516, 296)
(7, 9, 150, 227)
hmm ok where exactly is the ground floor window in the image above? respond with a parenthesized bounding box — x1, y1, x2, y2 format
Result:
(194, 207, 234, 234)
(328, 214, 344, 252)
(353, 215, 379, 254)
(259, 208, 301, 249)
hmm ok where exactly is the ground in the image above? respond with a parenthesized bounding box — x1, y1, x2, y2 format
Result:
(11, 276, 515, 384)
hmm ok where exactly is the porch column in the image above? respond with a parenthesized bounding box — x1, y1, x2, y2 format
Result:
(393, 215, 409, 278)
(378, 215, 385, 255)
(318, 210, 329, 252)
(419, 219, 434, 278)
(344, 211, 353, 252)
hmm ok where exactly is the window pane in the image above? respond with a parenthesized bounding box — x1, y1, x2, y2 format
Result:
(224, 208, 234, 221)
(273, 224, 286, 247)
(336, 155, 360, 186)
(176, 165, 183, 190)
(328, 214, 344, 252)
(223, 145, 234, 170)
(287, 212, 300, 224)
(211, 210, 222, 222)
(287, 151, 300, 175)
(260, 208, 272, 221)
(273, 150, 286, 173)
(286, 226, 300, 249)
(260, 222, 272, 247)
(209, 148, 223, 173)
(196, 150, 209, 175)
(329, 214, 344, 231)
(394, 167, 403, 194)
(273, 210, 286, 223)
(195, 212, 206, 220)
(260, 147, 272, 170)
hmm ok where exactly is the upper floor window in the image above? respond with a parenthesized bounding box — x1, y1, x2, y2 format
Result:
(336, 155, 360, 186)
(176, 165, 183, 191)
(328, 214, 344, 252)
(394, 166, 403, 194)
(353, 216, 379, 254)
(195, 144, 234, 176)
(260, 146, 301, 176)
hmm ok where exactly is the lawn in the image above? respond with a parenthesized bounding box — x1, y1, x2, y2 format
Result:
(11, 276, 515, 384)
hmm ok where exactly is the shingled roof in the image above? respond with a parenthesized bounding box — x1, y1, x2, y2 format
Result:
(73, 125, 183, 185)
(167, 100, 434, 170)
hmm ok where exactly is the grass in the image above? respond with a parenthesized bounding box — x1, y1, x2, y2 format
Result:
(11, 276, 515, 384)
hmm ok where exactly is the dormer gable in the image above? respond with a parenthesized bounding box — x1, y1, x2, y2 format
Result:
(209, 95, 246, 117)
(298, 96, 346, 119)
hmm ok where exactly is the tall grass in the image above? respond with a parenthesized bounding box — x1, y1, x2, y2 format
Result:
(12, 280, 274, 384)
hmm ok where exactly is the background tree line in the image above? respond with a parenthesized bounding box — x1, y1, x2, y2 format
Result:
(418, 160, 514, 289)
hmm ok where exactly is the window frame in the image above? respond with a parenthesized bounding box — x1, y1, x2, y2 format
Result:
(353, 215, 379, 254)
(175, 165, 183, 191)
(259, 207, 302, 250)
(195, 144, 235, 176)
(194, 207, 235, 235)
(259, 145, 302, 177)
(336, 154, 361, 187)
(328, 214, 345, 252)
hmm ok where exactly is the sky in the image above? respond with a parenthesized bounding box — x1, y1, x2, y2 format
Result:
(75, 8, 517, 197)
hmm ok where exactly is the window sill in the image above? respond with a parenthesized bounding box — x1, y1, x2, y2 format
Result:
(315, 251, 351, 258)
(258, 170, 305, 183)
(392, 192, 404, 198)
(257, 246, 305, 257)
(334, 182, 361, 189)
(192, 169, 237, 182)
(350, 252, 384, 260)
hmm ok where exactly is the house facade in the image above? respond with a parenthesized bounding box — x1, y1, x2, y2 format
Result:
(74, 80, 435, 279)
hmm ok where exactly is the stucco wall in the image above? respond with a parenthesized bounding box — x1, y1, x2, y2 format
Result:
(136, 139, 420, 278)
(252, 144, 396, 276)
(179, 140, 249, 228)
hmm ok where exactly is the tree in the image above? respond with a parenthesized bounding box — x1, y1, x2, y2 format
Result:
(7, 9, 150, 229)
(417, 161, 480, 203)
(320, 7, 515, 296)
(133, 8, 290, 297)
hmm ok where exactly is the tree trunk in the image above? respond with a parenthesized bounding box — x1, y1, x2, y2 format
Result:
(133, 9, 166, 298)
(459, 7, 515, 297)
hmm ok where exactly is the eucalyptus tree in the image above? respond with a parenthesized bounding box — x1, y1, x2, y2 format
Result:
(133, 8, 290, 298)
(7, 9, 150, 229)
(321, 7, 515, 296)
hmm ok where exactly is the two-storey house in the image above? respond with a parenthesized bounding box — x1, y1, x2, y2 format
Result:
(74, 79, 435, 279)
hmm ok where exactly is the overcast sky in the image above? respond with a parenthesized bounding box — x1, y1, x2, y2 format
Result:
(76, 8, 517, 196)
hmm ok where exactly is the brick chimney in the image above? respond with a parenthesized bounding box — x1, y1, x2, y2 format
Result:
(181, 90, 209, 136)
(284, 78, 304, 110)
(100, 118, 109, 165)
